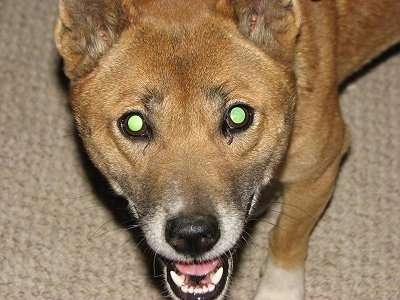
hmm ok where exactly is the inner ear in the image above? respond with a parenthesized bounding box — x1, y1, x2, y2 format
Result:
(231, 0, 301, 63)
(55, 0, 137, 80)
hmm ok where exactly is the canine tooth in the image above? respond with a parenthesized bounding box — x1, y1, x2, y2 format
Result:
(210, 267, 223, 285)
(181, 285, 188, 293)
(188, 286, 194, 294)
(208, 284, 215, 292)
(170, 271, 185, 287)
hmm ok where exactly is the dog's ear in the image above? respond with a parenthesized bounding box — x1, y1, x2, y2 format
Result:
(229, 0, 301, 63)
(55, 0, 137, 80)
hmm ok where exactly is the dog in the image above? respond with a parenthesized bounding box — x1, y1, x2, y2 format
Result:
(55, 0, 400, 299)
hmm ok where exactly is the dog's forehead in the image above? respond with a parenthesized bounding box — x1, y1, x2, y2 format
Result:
(114, 23, 278, 96)
(115, 1, 263, 80)
(95, 27, 242, 104)
(134, 0, 232, 27)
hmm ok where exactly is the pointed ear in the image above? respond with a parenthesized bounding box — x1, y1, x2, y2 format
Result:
(231, 0, 301, 63)
(54, 0, 137, 80)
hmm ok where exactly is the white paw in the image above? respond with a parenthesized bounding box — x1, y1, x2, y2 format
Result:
(253, 260, 305, 300)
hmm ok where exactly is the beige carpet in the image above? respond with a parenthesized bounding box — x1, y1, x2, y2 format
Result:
(1, 1, 399, 299)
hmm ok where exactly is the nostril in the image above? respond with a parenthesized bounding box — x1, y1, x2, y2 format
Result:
(165, 214, 220, 256)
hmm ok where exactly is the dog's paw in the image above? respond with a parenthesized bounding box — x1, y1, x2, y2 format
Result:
(253, 260, 305, 300)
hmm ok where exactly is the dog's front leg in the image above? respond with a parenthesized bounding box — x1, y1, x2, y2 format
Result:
(254, 153, 344, 300)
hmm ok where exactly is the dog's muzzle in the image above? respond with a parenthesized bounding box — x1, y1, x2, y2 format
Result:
(163, 214, 231, 300)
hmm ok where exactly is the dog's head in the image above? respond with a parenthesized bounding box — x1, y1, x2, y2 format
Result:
(55, 0, 300, 299)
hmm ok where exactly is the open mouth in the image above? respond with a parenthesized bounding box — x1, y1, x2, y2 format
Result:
(165, 256, 231, 300)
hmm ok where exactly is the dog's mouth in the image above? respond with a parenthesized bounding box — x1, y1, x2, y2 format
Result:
(164, 256, 231, 300)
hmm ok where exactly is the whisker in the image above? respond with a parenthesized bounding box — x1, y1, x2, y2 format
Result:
(246, 218, 288, 234)
(241, 235, 248, 246)
(87, 219, 114, 241)
(88, 223, 141, 241)
(56, 132, 75, 139)
(116, 237, 134, 252)
(67, 192, 96, 200)
(267, 208, 302, 221)
(266, 201, 312, 217)
(83, 204, 112, 211)
(125, 223, 141, 230)
(241, 229, 265, 259)
(135, 236, 149, 252)
(241, 230, 258, 249)
(237, 230, 268, 275)
(104, 237, 137, 266)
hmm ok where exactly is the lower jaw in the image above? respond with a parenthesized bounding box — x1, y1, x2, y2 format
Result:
(163, 255, 232, 300)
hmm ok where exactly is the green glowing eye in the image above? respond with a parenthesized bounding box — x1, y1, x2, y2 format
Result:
(120, 112, 149, 138)
(229, 106, 246, 125)
(225, 105, 252, 131)
(127, 114, 144, 132)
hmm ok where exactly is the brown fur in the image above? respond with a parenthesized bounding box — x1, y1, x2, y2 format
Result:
(55, 0, 400, 299)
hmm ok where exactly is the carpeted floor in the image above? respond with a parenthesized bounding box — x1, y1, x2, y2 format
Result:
(1, 1, 399, 299)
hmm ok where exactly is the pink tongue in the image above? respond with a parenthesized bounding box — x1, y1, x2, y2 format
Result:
(175, 259, 219, 276)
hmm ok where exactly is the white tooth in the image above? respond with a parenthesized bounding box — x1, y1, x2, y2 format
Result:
(210, 267, 223, 285)
(208, 284, 215, 292)
(181, 285, 188, 293)
(188, 286, 194, 294)
(170, 271, 185, 287)
(194, 287, 202, 294)
(202, 286, 209, 293)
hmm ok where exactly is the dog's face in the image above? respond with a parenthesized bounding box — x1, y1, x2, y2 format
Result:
(56, 1, 298, 299)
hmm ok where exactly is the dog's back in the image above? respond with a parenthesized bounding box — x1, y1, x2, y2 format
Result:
(336, 0, 400, 81)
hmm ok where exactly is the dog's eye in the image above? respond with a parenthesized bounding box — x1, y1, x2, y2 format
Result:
(119, 112, 151, 138)
(224, 105, 253, 132)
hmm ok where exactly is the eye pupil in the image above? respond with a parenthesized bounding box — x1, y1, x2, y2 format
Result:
(127, 114, 144, 132)
(119, 112, 150, 139)
(229, 106, 246, 125)
(225, 104, 252, 133)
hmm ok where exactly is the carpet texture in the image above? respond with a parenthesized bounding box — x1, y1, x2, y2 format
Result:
(1, 1, 399, 299)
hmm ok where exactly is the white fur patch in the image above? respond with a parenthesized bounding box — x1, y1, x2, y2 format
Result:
(254, 259, 305, 300)
(140, 203, 245, 263)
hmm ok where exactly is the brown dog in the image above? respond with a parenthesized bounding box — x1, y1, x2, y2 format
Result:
(55, 0, 400, 299)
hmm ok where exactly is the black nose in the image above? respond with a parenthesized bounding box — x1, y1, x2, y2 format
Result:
(165, 214, 220, 256)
